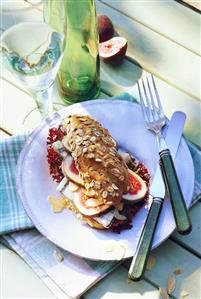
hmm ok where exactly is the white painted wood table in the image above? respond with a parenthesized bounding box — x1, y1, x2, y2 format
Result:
(0, 1, 201, 298)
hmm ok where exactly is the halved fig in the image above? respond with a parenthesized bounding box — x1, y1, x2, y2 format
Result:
(73, 192, 112, 217)
(62, 156, 84, 186)
(61, 183, 112, 217)
(123, 169, 147, 203)
(99, 36, 127, 65)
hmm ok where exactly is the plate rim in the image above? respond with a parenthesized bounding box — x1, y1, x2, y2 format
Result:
(16, 99, 195, 260)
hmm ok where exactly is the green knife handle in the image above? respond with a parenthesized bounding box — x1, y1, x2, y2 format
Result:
(128, 198, 163, 281)
(159, 149, 192, 235)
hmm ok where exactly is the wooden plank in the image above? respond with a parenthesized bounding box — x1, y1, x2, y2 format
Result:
(0, 0, 43, 31)
(0, 126, 13, 137)
(0, 243, 55, 298)
(101, 0, 201, 55)
(124, 239, 201, 299)
(83, 265, 160, 299)
(171, 203, 201, 257)
(100, 59, 201, 147)
(179, 0, 201, 12)
(1, 78, 37, 134)
(96, 1, 200, 101)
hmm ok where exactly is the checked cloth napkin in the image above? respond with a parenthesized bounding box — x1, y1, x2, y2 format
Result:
(0, 94, 201, 298)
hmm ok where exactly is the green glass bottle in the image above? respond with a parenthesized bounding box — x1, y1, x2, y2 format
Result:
(44, 0, 100, 104)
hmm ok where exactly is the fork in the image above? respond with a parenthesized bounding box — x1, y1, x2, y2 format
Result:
(138, 75, 191, 234)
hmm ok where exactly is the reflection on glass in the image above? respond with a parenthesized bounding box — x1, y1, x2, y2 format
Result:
(0, 22, 64, 118)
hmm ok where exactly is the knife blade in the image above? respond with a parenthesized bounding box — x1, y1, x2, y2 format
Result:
(128, 111, 186, 281)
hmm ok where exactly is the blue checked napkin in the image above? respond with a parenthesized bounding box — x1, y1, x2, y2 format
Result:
(0, 94, 201, 298)
(0, 133, 33, 233)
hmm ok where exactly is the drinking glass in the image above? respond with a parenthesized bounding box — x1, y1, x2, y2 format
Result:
(0, 22, 64, 119)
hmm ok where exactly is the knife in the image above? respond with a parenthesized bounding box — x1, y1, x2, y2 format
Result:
(128, 111, 186, 281)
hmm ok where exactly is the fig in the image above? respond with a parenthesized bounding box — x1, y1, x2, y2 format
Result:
(99, 37, 127, 65)
(62, 156, 84, 186)
(123, 169, 147, 203)
(74, 191, 112, 217)
(60, 180, 112, 217)
(98, 15, 114, 42)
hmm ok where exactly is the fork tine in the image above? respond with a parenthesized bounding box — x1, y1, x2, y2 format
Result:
(137, 81, 149, 123)
(142, 78, 154, 122)
(151, 75, 164, 118)
(146, 76, 158, 121)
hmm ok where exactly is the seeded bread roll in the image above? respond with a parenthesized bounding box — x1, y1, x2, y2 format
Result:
(62, 114, 129, 206)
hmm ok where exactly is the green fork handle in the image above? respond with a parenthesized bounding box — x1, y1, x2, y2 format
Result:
(128, 197, 163, 281)
(159, 149, 192, 234)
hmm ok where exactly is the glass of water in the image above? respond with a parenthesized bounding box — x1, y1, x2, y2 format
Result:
(0, 22, 64, 119)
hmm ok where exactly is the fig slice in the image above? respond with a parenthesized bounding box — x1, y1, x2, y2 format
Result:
(99, 36, 127, 65)
(61, 183, 112, 217)
(73, 192, 112, 217)
(123, 169, 147, 203)
(62, 155, 84, 186)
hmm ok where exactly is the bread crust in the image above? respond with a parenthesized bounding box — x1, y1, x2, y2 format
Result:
(62, 114, 129, 206)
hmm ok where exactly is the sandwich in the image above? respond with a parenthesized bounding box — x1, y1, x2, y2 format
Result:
(47, 114, 150, 232)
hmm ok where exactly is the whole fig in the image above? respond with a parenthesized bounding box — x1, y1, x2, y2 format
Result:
(98, 15, 114, 42)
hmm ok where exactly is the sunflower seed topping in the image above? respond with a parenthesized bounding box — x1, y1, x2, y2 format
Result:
(75, 147, 82, 157)
(97, 150, 104, 156)
(111, 168, 121, 176)
(71, 143, 76, 151)
(119, 175, 125, 181)
(83, 147, 88, 153)
(85, 183, 90, 190)
(90, 136, 96, 142)
(112, 183, 119, 190)
(95, 181, 101, 189)
(89, 189, 96, 196)
(84, 120, 92, 125)
(95, 158, 102, 162)
(88, 145, 96, 152)
(83, 135, 90, 141)
(95, 131, 102, 137)
(90, 181, 95, 188)
(77, 129, 84, 136)
(102, 191, 108, 198)
(76, 136, 82, 143)
(107, 186, 114, 193)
